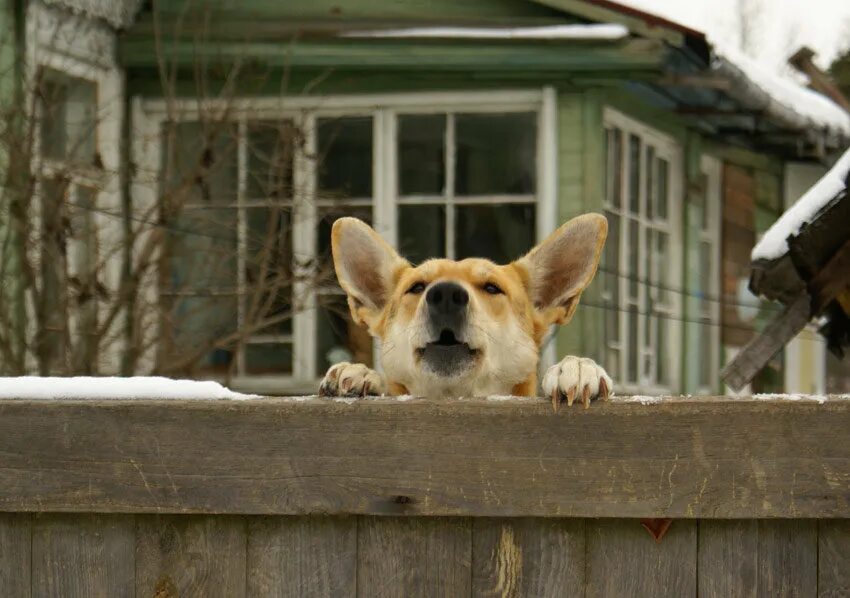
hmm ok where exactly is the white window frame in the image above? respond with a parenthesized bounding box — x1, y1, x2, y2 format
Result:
(25, 0, 124, 373)
(602, 107, 684, 395)
(134, 89, 558, 392)
(695, 155, 722, 395)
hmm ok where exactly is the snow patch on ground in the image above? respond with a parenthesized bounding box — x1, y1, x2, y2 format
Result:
(0, 377, 258, 400)
(751, 393, 829, 403)
(751, 147, 850, 261)
(611, 395, 664, 404)
(341, 24, 629, 41)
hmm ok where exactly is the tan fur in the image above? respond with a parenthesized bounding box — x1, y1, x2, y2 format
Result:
(324, 214, 609, 398)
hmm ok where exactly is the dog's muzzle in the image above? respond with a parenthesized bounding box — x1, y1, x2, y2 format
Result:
(417, 281, 478, 376)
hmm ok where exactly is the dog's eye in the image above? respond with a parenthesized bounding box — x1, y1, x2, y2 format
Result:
(406, 281, 426, 295)
(483, 282, 504, 295)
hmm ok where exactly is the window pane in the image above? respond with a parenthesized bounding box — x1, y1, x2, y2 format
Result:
(655, 231, 669, 304)
(316, 294, 373, 376)
(317, 117, 373, 199)
(245, 207, 293, 335)
(455, 113, 535, 195)
(170, 295, 237, 375)
(628, 219, 639, 299)
(656, 315, 667, 385)
(605, 128, 622, 208)
(455, 204, 535, 264)
(656, 158, 669, 220)
(627, 306, 639, 383)
(398, 205, 446, 264)
(161, 121, 238, 204)
(317, 207, 372, 287)
(167, 208, 237, 292)
(246, 120, 296, 200)
(39, 69, 97, 165)
(699, 240, 712, 315)
(628, 135, 640, 214)
(699, 322, 712, 388)
(245, 343, 293, 375)
(399, 114, 445, 196)
(645, 145, 655, 220)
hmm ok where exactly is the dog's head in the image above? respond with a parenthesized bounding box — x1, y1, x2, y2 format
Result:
(331, 214, 607, 396)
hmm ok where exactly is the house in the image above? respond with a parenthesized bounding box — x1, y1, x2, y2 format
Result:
(722, 147, 850, 393)
(1, 0, 848, 395)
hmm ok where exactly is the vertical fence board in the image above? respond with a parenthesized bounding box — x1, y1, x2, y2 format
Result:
(757, 520, 817, 598)
(31, 514, 134, 598)
(0, 514, 31, 597)
(358, 516, 471, 597)
(585, 519, 696, 598)
(135, 515, 247, 598)
(818, 520, 850, 598)
(247, 516, 356, 598)
(698, 520, 758, 598)
(472, 518, 584, 597)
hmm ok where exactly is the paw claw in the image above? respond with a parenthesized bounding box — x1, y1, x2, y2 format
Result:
(599, 377, 610, 401)
(566, 386, 576, 407)
(318, 362, 385, 398)
(551, 388, 560, 412)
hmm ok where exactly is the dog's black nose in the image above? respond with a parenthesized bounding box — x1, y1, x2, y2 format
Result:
(426, 281, 469, 314)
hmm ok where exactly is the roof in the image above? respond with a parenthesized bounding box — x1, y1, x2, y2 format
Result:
(752, 147, 850, 262)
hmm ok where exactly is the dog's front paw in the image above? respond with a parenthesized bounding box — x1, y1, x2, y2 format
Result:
(542, 356, 613, 410)
(318, 362, 385, 397)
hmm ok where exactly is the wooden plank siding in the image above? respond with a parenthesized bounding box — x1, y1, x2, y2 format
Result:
(0, 396, 849, 518)
(1, 514, 848, 596)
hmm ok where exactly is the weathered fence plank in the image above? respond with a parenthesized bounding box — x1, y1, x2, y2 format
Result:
(0, 396, 847, 518)
(31, 514, 134, 598)
(247, 516, 356, 598)
(698, 520, 758, 598)
(0, 514, 31, 597)
(471, 518, 584, 597)
(585, 518, 697, 598)
(357, 516, 471, 597)
(818, 519, 850, 598)
(135, 515, 247, 598)
(757, 520, 817, 598)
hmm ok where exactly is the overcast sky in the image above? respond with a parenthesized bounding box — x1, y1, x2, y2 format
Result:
(620, 0, 850, 75)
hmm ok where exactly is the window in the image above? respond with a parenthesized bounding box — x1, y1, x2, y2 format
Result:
(396, 112, 536, 264)
(601, 109, 682, 393)
(149, 92, 551, 385)
(694, 157, 722, 393)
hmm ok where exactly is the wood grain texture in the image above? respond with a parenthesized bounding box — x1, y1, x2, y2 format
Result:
(585, 518, 696, 598)
(698, 519, 758, 598)
(357, 516, 471, 597)
(818, 519, 850, 598)
(135, 515, 247, 598)
(31, 514, 134, 598)
(472, 518, 584, 597)
(0, 396, 848, 518)
(0, 514, 31, 597)
(757, 520, 817, 598)
(247, 516, 356, 598)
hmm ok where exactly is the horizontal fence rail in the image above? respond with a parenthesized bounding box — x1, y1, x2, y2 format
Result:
(0, 395, 847, 518)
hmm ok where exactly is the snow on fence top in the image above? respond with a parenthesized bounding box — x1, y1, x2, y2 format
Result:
(340, 24, 630, 41)
(751, 146, 850, 261)
(0, 377, 258, 400)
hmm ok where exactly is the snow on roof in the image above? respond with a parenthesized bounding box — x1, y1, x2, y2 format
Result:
(751, 146, 850, 261)
(0, 377, 259, 400)
(711, 41, 850, 137)
(340, 24, 629, 41)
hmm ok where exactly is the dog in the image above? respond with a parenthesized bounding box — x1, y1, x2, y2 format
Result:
(318, 214, 613, 409)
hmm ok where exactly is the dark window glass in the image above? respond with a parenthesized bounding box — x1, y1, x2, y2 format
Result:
(399, 114, 445, 196)
(317, 117, 373, 199)
(455, 204, 534, 264)
(161, 121, 238, 204)
(628, 135, 640, 214)
(245, 343, 293, 375)
(398, 205, 446, 264)
(166, 208, 237, 292)
(170, 295, 238, 375)
(39, 69, 97, 165)
(245, 207, 293, 334)
(455, 113, 535, 195)
(246, 120, 296, 199)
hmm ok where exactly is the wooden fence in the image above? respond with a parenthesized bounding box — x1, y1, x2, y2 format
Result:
(0, 395, 848, 597)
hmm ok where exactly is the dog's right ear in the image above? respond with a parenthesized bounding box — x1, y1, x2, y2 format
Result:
(331, 217, 410, 332)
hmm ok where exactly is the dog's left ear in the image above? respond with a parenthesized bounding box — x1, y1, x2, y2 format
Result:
(514, 213, 607, 326)
(331, 217, 410, 333)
